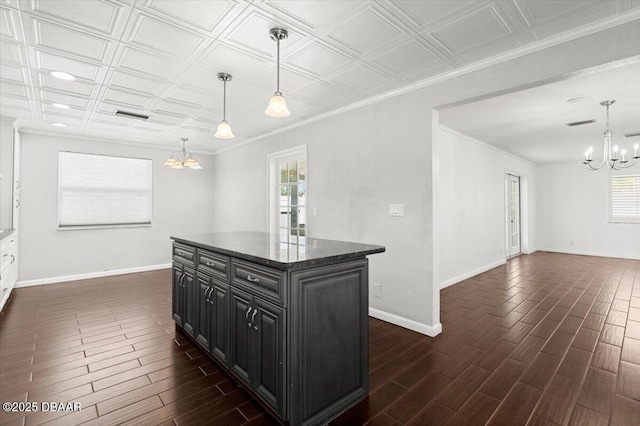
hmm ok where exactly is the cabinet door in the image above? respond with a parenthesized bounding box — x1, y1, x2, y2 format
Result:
(253, 298, 285, 417)
(210, 280, 228, 365)
(195, 274, 211, 351)
(171, 264, 184, 326)
(182, 267, 196, 337)
(229, 287, 252, 386)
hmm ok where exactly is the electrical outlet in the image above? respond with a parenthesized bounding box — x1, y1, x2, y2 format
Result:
(373, 283, 381, 298)
(388, 204, 404, 217)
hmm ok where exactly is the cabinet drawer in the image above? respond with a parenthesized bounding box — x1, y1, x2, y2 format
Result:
(197, 250, 229, 280)
(173, 243, 195, 266)
(231, 260, 285, 306)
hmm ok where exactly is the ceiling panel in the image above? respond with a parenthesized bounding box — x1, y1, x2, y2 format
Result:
(29, 18, 112, 62)
(329, 6, 407, 55)
(372, 39, 438, 74)
(430, 6, 512, 53)
(28, 0, 123, 34)
(0, 0, 637, 154)
(125, 13, 205, 60)
(144, 0, 239, 33)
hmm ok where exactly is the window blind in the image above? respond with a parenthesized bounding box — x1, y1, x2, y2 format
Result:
(58, 152, 152, 228)
(611, 174, 640, 222)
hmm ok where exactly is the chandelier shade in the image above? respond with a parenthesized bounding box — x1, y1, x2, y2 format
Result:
(583, 100, 639, 170)
(164, 138, 201, 170)
(265, 27, 291, 118)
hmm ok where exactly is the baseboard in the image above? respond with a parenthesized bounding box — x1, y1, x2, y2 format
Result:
(438, 259, 507, 290)
(16, 263, 172, 288)
(369, 307, 442, 337)
(537, 248, 640, 261)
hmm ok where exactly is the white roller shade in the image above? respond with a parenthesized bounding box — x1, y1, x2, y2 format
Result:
(610, 174, 640, 223)
(58, 152, 152, 228)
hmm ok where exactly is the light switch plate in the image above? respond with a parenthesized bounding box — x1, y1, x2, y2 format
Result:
(388, 204, 404, 216)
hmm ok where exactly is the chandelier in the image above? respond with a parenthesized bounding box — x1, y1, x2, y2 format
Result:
(164, 138, 201, 169)
(583, 100, 639, 170)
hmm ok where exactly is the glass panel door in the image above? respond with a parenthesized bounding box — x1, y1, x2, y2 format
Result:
(507, 174, 521, 257)
(277, 156, 306, 247)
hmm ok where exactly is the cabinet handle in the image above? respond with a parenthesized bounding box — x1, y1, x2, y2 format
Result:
(16, 180, 20, 189)
(245, 305, 252, 325)
(246, 275, 260, 283)
(179, 273, 186, 287)
(10, 255, 15, 264)
(251, 309, 258, 330)
(205, 260, 214, 267)
(209, 289, 215, 305)
(15, 199, 20, 208)
(204, 287, 211, 302)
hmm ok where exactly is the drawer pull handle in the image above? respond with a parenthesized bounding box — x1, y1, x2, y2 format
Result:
(205, 260, 214, 267)
(245, 305, 252, 325)
(246, 275, 260, 283)
(176, 250, 189, 257)
(251, 309, 258, 329)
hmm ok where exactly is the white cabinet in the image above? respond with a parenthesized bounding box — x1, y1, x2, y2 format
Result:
(1, 232, 18, 311)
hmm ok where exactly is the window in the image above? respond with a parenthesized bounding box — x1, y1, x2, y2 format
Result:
(58, 152, 152, 229)
(610, 174, 640, 223)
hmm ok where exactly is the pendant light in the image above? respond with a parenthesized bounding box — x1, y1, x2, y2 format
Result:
(265, 27, 291, 118)
(214, 72, 235, 139)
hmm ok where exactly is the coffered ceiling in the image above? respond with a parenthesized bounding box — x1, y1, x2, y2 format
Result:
(1, 0, 639, 153)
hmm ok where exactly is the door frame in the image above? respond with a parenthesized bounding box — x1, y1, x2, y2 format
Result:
(504, 170, 531, 258)
(267, 145, 308, 235)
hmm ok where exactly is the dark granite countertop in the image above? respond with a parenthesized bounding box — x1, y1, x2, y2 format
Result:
(0, 229, 15, 243)
(171, 231, 385, 269)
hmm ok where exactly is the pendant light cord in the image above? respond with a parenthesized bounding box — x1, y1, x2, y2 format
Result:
(223, 78, 227, 122)
(276, 37, 281, 95)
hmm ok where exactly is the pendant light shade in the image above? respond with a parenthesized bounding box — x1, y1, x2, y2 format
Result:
(265, 94, 290, 118)
(265, 27, 291, 118)
(215, 72, 235, 139)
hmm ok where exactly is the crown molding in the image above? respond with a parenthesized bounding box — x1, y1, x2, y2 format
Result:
(213, 8, 640, 156)
(18, 128, 216, 156)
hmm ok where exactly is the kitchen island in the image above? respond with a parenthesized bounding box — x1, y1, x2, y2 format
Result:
(170, 231, 385, 426)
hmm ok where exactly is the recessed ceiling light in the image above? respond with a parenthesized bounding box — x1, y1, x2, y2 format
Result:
(566, 97, 583, 103)
(50, 71, 76, 81)
(51, 122, 67, 127)
(52, 103, 70, 109)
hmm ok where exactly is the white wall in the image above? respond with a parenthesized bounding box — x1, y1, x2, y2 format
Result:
(434, 126, 538, 289)
(538, 162, 640, 259)
(18, 132, 217, 283)
(0, 121, 13, 229)
(206, 22, 640, 335)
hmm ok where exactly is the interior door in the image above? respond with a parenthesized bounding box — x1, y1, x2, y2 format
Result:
(507, 174, 521, 258)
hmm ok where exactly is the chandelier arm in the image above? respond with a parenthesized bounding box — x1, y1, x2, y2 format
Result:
(613, 158, 639, 170)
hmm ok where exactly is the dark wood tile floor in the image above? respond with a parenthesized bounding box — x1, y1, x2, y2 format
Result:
(1, 252, 639, 425)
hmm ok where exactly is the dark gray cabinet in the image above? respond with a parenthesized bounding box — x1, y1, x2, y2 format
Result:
(196, 272, 229, 365)
(172, 262, 195, 337)
(229, 286, 285, 416)
(171, 233, 384, 426)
